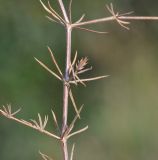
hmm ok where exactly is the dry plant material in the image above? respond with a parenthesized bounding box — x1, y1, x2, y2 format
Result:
(1, 1, 158, 160)
(30, 113, 48, 131)
(70, 143, 75, 160)
(39, 151, 54, 160)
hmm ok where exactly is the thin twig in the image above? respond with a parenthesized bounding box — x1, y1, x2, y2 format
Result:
(75, 14, 86, 24)
(39, 151, 54, 160)
(51, 109, 60, 133)
(57, 0, 69, 23)
(69, 51, 78, 74)
(68, 0, 73, 22)
(75, 26, 108, 34)
(70, 144, 75, 160)
(34, 57, 62, 81)
(62, 105, 84, 138)
(70, 75, 109, 84)
(69, 89, 80, 118)
(77, 67, 93, 74)
(120, 16, 158, 20)
(0, 108, 60, 139)
(40, 0, 65, 25)
(47, 46, 63, 77)
(67, 125, 88, 139)
(1, 105, 21, 117)
(30, 113, 48, 131)
(106, 3, 130, 30)
(46, 16, 60, 24)
(74, 74, 86, 86)
(48, 1, 65, 23)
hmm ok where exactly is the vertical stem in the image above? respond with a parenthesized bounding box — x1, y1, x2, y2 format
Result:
(62, 26, 72, 133)
(61, 138, 69, 160)
(62, 25, 72, 160)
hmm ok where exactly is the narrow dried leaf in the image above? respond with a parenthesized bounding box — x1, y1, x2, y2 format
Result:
(0, 108, 8, 117)
(11, 108, 21, 116)
(77, 66, 92, 74)
(69, 51, 77, 74)
(7, 105, 12, 115)
(70, 75, 109, 84)
(51, 109, 60, 132)
(39, 151, 53, 160)
(70, 143, 75, 160)
(74, 74, 86, 87)
(43, 115, 49, 129)
(40, 0, 63, 23)
(119, 11, 134, 16)
(30, 114, 48, 130)
(47, 1, 65, 23)
(69, 89, 80, 118)
(68, 0, 73, 22)
(117, 19, 130, 30)
(64, 105, 84, 137)
(2, 106, 8, 114)
(38, 113, 43, 129)
(46, 16, 59, 24)
(1, 105, 21, 117)
(72, 51, 78, 67)
(40, 0, 52, 14)
(75, 14, 86, 23)
(76, 26, 108, 34)
(31, 119, 40, 129)
(67, 125, 88, 139)
(47, 46, 63, 77)
(34, 57, 62, 81)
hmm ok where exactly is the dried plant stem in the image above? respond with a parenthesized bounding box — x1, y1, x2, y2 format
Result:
(2, 1, 158, 160)
(56, 0, 73, 158)
(61, 26, 72, 160)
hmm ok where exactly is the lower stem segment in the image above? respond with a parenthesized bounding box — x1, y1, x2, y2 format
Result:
(61, 138, 68, 160)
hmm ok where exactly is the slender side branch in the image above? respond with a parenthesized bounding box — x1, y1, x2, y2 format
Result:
(70, 144, 75, 160)
(67, 125, 88, 139)
(0, 107, 60, 140)
(34, 57, 62, 81)
(72, 16, 115, 27)
(73, 15, 158, 28)
(57, 0, 69, 23)
(120, 16, 158, 20)
(70, 75, 109, 84)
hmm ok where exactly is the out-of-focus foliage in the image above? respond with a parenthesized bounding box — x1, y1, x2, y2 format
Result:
(0, 0, 158, 160)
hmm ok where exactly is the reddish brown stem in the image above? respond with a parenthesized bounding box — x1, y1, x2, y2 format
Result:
(62, 25, 72, 160)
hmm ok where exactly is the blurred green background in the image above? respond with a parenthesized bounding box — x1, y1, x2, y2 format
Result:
(0, 0, 158, 159)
